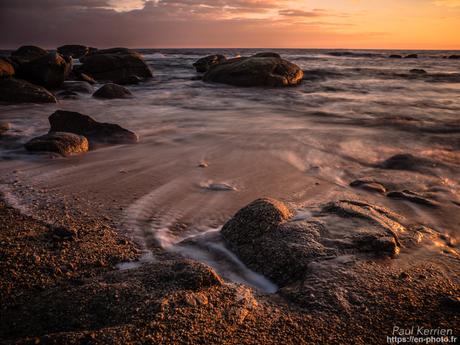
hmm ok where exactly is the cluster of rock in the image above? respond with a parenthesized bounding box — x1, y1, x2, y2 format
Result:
(192, 52, 303, 87)
(25, 110, 138, 156)
(0, 45, 152, 104)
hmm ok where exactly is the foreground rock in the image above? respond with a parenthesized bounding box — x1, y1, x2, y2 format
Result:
(0, 58, 15, 78)
(79, 48, 152, 84)
(93, 83, 132, 99)
(49, 110, 138, 145)
(25, 132, 89, 156)
(17, 53, 72, 88)
(193, 54, 226, 73)
(10, 45, 48, 64)
(57, 45, 89, 59)
(0, 78, 57, 104)
(203, 56, 304, 87)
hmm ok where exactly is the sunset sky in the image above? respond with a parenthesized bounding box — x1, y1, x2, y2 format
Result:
(0, 0, 459, 49)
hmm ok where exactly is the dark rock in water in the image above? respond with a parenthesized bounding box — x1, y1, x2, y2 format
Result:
(203, 57, 304, 87)
(0, 78, 57, 104)
(350, 179, 387, 194)
(389, 54, 402, 59)
(0, 58, 15, 78)
(56, 90, 79, 100)
(410, 69, 427, 74)
(378, 154, 439, 172)
(18, 53, 72, 88)
(79, 48, 152, 83)
(62, 81, 93, 94)
(25, 132, 89, 156)
(10, 45, 48, 64)
(404, 54, 418, 59)
(57, 45, 89, 59)
(387, 190, 439, 207)
(49, 110, 139, 145)
(117, 75, 143, 85)
(93, 83, 132, 99)
(252, 52, 281, 58)
(193, 54, 227, 73)
(78, 73, 96, 85)
(448, 55, 460, 60)
(0, 122, 11, 135)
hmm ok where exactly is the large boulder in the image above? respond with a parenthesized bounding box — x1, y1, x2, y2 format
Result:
(25, 132, 89, 156)
(0, 78, 57, 104)
(93, 83, 132, 99)
(79, 48, 152, 84)
(193, 54, 226, 73)
(49, 110, 138, 145)
(17, 53, 72, 89)
(10, 45, 48, 64)
(57, 45, 89, 59)
(203, 56, 304, 87)
(0, 58, 15, 78)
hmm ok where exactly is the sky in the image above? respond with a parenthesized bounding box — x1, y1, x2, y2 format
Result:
(0, 0, 459, 49)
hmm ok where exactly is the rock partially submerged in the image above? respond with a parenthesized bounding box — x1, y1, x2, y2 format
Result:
(203, 56, 304, 87)
(25, 132, 89, 156)
(389, 54, 402, 59)
(0, 58, 15, 78)
(18, 53, 72, 88)
(93, 83, 132, 99)
(62, 81, 94, 94)
(57, 45, 89, 59)
(79, 48, 152, 84)
(0, 78, 57, 104)
(49, 110, 138, 145)
(404, 54, 418, 59)
(193, 54, 226, 73)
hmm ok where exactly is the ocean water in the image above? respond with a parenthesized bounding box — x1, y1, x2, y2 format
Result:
(1, 49, 459, 289)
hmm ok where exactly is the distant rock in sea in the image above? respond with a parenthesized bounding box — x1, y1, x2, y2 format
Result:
(193, 54, 226, 73)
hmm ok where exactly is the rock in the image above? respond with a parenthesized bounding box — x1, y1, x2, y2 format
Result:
(439, 295, 460, 312)
(203, 56, 304, 87)
(193, 54, 226, 73)
(49, 110, 139, 145)
(56, 90, 79, 100)
(202, 182, 236, 191)
(78, 73, 96, 84)
(378, 154, 439, 172)
(350, 179, 386, 194)
(93, 83, 132, 99)
(404, 54, 418, 59)
(79, 48, 152, 83)
(0, 78, 57, 104)
(57, 45, 89, 59)
(448, 55, 460, 60)
(10, 45, 48, 64)
(410, 69, 427, 74)
(0, 58, 15, 78)
(0, 122, 11, 135)
(117, 75, 143, 85)
(49, 225, 78, 240)
(61, 81, 93, 94)
(252, 52, 281, 58)
(387, 190, 439, 207)
(25, 132, 89, 156)
(389, 54, 402, 58)
(18, 53, 72, 88)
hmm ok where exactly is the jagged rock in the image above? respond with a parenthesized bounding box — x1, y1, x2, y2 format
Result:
(10, 45, 48, 64)
(25, 132, 89, 156)
(0, 58, 15, 78)
(18, 53, 72, 88)
(0, 78, 57, 104)
(193, 54, 226, 73)
(203, 56, 304, 87)
(79, 48, 152, 83)
(49, 110, 138, 145)
(93, 83, 132, 99)
(57, 45, 89, 59)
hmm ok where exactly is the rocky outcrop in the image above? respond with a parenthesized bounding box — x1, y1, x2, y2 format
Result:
(93, 83, 132, 99)
(25, 132, 89, 156)
(0, 78, 57, 104)
(193, 55, 226, 73)
(10, 45, 48, 64)
(203, 56, 304, 87)
(79, 48, 152, 84)
(18, 53, 72, 89)
(57, 45, 89, 59)
(49, 110, 138, 145)
(0, 58, 15, 78)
